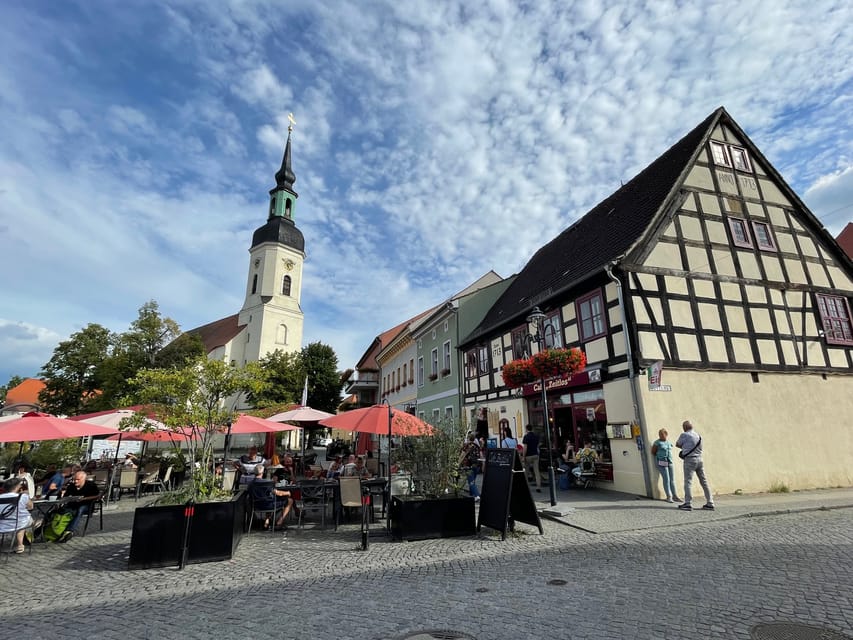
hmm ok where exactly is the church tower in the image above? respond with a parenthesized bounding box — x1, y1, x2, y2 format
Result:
(237, 117, 305, 363)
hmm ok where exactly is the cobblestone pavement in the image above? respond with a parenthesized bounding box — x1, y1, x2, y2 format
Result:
(2, 499, 851, 640)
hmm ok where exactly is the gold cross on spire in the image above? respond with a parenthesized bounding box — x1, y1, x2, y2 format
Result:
(287, 112, 296, 133)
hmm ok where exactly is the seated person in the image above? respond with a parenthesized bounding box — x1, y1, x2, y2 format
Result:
(326, 455, 344, 479)
(14, 464, 37, 497)
(122, 453, 138, 469)
(40, 465, 65, 498)
(281, 452, 296, 482)
(572, 441, 599, 478)
(340, 454, 357, 477)
(342, 455, 371, 479)
(235, 446, 265, 485)
(249, 466, 292, 530)
(59, 471, 101, 542)
(0, 477, 34, 553)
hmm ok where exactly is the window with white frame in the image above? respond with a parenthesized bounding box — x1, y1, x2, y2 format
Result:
(511, 326, 529, 360)
(442, 340, 451, 373)
(816, 294, 853, 345)
(709, 141, 730, 167)
(432, 408, 441, 423)
(542, 310, 563, 349)
(445, 406, 453, 420)
(576, 290, 607, 341)
(417, 357, 424, 386)
(409, 358, 415, 383)
(465, 350, 478, 378)
(418, 411, 425, 420)
(477, 345, 489, 374)
(430, 348, 439, 377)
(402, 363, 407, 385)
(710, 140, 752, 172)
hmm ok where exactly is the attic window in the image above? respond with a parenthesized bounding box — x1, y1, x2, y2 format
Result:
(727, 217, 753, 249)
(751, 221, 777, 251)
(816, 294, 853, 345)
(710, 141, 752, 172)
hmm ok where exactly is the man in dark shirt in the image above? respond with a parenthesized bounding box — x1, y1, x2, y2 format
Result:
(61, 471, 100, 541)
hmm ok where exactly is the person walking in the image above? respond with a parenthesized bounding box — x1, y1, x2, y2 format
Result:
(675, 420, 714, 511)
(522, 424, 542, 493)
(651, 428, 681, 503)
(459, 433, 482, 502)
(500, 425, 518, 450)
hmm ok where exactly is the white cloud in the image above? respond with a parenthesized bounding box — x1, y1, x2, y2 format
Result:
(1, 0, 852, 383)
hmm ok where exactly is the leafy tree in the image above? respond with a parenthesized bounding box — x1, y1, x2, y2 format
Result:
(249, 349, 303, 407)
(155, 332, 205, 369)
(122, 356, 262, 501)
(301, 342, 341, 412)
(38, 324, 113, 415)
(124, 300, 182, 367)
(0, 375, 25, 407)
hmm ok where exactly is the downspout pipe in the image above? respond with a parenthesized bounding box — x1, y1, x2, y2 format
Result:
(605, 261, 653, 498)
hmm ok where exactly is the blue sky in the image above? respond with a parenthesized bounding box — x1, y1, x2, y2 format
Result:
(1, 0, 851, 387)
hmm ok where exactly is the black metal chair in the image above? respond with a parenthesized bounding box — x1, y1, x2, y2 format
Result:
(0, 495, 34, 559)
(295, 480, 328, 530)
(247, 480, 280, 534)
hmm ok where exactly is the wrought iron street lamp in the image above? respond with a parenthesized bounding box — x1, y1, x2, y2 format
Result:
(526, 306, 558, 507)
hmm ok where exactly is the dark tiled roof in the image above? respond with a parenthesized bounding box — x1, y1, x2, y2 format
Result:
(251, 216, 305, 251)
(185, 314, 245, 353)
(465, 107, 722, 343)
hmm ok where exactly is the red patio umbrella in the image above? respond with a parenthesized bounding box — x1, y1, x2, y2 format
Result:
(319, 404, 433, 437)
(229, 414, 303, 434)
(0, 411, 119, 443)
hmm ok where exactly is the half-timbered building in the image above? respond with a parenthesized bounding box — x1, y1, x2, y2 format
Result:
(459, 107, 853, 497)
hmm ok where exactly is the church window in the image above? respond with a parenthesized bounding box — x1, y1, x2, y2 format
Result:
(285, 199, 292, 218)
(816, 294, 853, 346)
(282, 275, 292, 296)
(251, 274, 258, 294)
(270, 197, 276, 216)
(276, 324, 287, 344)
(727, 217, 753, 249)
(751, 221, 776, 251)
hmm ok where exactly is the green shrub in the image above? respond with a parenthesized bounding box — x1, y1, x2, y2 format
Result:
(768, 482, 790, 493)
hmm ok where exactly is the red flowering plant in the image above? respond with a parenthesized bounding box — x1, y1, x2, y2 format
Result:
(501, 358, 535, 389)
(528, 348, 587, 380)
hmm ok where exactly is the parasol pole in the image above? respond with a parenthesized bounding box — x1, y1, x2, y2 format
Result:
(383, 398, 392, 533)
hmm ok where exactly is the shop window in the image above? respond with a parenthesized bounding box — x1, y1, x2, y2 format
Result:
(816, 294, 853, 345)
(576, 290, 607, 341)
(751, 221, 776, 251)
(727, 217, 753, 248)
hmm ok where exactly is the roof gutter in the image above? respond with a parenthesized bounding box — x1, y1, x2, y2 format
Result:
(605, 260, 653, 498)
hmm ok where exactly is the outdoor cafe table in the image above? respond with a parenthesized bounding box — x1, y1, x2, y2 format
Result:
(274, 478, 388, 527)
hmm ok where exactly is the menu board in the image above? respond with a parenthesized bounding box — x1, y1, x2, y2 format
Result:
(478, 448, 542, 539)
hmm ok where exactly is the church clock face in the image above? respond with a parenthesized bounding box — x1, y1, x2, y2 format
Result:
(284, 259, 295, 271)
(254, 258, 261, 268)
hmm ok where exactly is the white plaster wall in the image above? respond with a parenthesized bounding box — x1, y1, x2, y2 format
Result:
(635, 370, 853, 497)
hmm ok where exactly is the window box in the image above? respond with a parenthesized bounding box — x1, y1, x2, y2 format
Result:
(428, 373, 438, 382)
(440, 368, 451, 377)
